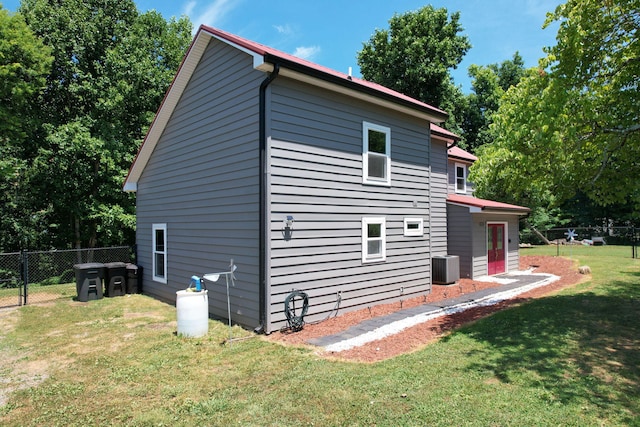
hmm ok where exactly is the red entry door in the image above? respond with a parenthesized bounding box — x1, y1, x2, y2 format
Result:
(488, 223, 506, 275)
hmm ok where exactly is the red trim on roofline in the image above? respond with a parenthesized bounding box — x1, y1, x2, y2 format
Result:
(124, 25, 452, 191)
(430, 123, 460, 141)
(202, 25, 448, 122)
(447, 193, 530, 213)
(448, 145, 477, 163)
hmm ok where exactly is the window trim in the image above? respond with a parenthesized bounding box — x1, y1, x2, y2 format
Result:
(362, 121, 391, 186)
(362, 217, 387, 263)
(403, 217, 424, 237)
(455, 162, 467, 194)
(152, 223, 167, 284)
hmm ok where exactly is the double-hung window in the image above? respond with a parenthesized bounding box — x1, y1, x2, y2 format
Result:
(363, 122, 391, 186)
(362, 217, 386, 263)
(455, 163, 467, 193)
(152, 223, 167, 283)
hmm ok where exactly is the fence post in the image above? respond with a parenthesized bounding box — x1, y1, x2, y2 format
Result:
(22, 249, 28, 305)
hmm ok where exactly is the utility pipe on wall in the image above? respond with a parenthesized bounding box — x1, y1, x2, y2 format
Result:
(256, 63, 280, 334)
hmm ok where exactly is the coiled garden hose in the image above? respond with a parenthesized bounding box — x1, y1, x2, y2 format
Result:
(284, 290, 309, 331)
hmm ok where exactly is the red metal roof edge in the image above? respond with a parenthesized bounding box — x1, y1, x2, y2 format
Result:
(430, 123, 460, 141)
(447, 194, 530, 213)
(201, 25, 448, 120)
(448, 145, 477, 162)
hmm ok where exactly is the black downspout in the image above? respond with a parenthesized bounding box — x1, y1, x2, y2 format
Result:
(256, 63, 280, 334)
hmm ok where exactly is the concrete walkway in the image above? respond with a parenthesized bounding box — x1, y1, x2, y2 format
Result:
(308, 270, 559, 352)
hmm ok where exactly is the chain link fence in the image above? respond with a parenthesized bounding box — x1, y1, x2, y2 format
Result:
(0, 252, 22, 308)
(0, 246, 135, 308)
(530, 226, 639, 258)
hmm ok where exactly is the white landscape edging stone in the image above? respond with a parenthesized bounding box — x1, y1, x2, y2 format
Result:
(324, 273, 560, 353)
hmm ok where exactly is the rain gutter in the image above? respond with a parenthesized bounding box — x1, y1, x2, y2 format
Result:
(256, 62, 280, 334)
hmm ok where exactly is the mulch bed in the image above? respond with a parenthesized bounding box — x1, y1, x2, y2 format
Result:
(266, 255, 585, 362)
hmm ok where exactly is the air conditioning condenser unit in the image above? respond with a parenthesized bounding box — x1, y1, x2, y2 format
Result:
(432, 255, 460, 285)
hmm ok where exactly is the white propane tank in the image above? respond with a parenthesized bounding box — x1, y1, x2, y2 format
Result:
(176, 289, 209, 337)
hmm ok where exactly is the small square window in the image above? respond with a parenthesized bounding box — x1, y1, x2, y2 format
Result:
(404, 218, 424, 237)
(363, 122, 391, 186)
(362, 217, 386, 263)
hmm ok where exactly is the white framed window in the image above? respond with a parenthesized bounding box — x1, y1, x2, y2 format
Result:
(152, 223, 167, 283)
(455, 163, 466, 193)
(404, 217, 424, 237)
(363, 121, 391, 186)
(362, 217, 386, 263)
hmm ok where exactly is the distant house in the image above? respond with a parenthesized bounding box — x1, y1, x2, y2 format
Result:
(124, 25, 527, 333)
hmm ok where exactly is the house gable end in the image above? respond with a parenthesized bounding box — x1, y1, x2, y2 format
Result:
(125, 26, 449, 191)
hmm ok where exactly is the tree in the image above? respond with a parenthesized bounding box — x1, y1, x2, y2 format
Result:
(462, 53, 525, 152)
(0, 6, 51, 174)
(357, 5, 471, 132)
(472, 0, 640, 213)
(14, 0, 192, 249)
(0, 6, 52, 251)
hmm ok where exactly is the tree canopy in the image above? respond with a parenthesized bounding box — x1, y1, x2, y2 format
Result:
(0, 6, 51, 174)
(0, 0, 192, 251)
(472, 0, 640, 214)
(462, 53, 526, 152)
(357, 5, 470, 133)
(0, 5, 53, 250)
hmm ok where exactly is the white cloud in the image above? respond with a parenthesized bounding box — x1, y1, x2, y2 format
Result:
(182, 1, 196, 17)
(292, 45, 321, 61)
(188, 0, 240, 29)
(273, 24, 294, 35)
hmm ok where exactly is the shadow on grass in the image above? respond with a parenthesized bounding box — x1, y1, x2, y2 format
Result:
(448, 276, 640, 423)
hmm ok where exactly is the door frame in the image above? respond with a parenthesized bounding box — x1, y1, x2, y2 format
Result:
(486, 221, 508, 275)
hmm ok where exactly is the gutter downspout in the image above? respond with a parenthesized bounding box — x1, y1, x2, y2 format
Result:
(256, 63, 280, 334)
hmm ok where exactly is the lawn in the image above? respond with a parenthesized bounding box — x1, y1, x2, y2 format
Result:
(1, 245, 638, 426)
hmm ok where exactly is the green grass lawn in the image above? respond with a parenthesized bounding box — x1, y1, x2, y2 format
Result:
(1, 246, 638, 426)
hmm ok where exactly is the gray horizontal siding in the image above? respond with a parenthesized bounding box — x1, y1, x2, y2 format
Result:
(471, 216, 488, 279)
(506, 216, 521, 272)
(135, 38, 264, 329)
(431, 139, 448, 256)
(446, 204, 473, 279)
(266, 78, 433, 331)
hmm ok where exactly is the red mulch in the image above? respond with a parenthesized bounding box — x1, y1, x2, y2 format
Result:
(266, 255, 586, 362)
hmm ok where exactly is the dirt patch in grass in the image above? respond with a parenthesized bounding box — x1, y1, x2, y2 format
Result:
(267, 255, 586, 362)
(0, 308, 54, 406)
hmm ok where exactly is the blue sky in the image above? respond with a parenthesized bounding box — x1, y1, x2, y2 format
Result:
(2, 0, 563, 92)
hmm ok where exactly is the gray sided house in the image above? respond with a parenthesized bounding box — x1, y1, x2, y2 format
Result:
(435, 131, 530, 279)
(124, 25, 514, 334)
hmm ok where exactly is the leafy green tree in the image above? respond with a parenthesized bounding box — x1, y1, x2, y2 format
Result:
(0, 6, 52, 251)
(0, 6, 51, 174)
(357, 5, 471, 132)
(462, 53, 525, 152)
(472, 0, 639, 214)
(16, 0, 192, 249)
